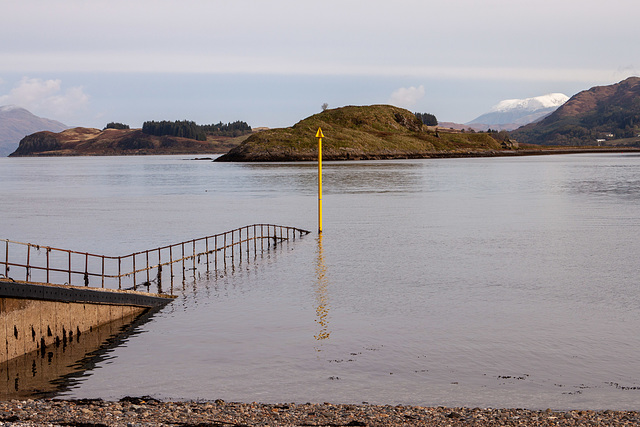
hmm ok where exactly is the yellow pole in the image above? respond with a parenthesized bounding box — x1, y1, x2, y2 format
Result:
(316, 127, 324, 234)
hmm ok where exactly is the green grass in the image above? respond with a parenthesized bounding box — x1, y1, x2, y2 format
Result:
(218, 105, 510, 161)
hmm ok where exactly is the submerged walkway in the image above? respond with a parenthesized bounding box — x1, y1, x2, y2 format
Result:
(1, 224, 310, 295)
(1, 224, 310, 388)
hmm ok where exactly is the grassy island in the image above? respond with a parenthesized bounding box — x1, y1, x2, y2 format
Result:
(216, 105, 525, 162)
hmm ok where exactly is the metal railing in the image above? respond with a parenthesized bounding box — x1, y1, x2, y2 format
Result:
(1, 224, 310, 295)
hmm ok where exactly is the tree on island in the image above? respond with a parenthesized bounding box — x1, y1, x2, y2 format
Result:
(104, 122, 130, 130)
(200, 121, 252, 137)
(414, 112, 438, 126)
(142, 120, 207, 141)
(494, 130, 511, 141)
(142, 120, 252, 140)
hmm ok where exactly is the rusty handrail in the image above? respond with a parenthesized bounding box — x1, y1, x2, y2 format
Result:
(1, 224, 310, 296)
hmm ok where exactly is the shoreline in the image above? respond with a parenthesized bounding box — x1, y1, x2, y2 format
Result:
(8, 146, 640, 160)
(1, 399, 639, 426)
(215, 146, 640, 162)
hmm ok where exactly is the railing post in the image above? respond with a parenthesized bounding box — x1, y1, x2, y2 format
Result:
(169, 245, 174, 284)
(132, 253, 137, 290)
(231, 229, 235, 264)
(205, 236, 209, 268)
(146, 250, 150, 284)
(192, 239, 196, 275)
(215, 234, 218, 271)
(158, 247, 162, 286)
(247, 226, 250, 258)
(4, 240, 8, 278)
(26, 244, 31, 281)
(84, 252, 89, 287)
(181, 242, 185, 279)
(118, 257, 122, 289)
(157, 264, 162, 293)
(101, 256, 105, 288)
(68, 251, 72, 285)
(46, 248, 50, 283)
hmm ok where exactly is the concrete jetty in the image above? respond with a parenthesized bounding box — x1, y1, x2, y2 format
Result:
(1, 279, 173, 365)
(1, 304, 159, 400)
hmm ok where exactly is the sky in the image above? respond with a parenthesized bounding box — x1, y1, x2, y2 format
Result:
(1, 0, 639, 128)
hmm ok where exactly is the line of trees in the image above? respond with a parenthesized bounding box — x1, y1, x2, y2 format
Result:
(141, 120, 252, 140)
(142, 120, 207, 141)
(200, 121, 252, 137)
(486, 129, 511, 142)
(104, 122, 130, 130)
(414, 112, 438, 126)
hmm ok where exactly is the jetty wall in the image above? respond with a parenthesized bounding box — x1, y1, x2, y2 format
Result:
(1, 280, 173, 364)
(1, 310, 148, 399)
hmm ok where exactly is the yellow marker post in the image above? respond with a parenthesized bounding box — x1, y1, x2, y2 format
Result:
(316, 127, 324, 234)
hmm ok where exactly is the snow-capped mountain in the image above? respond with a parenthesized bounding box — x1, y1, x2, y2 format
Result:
(466, 93, 569, 131)
(0, 105, 68, 156)
(490, 93, 569, 113)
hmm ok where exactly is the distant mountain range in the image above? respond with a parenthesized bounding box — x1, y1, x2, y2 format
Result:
(511, 77, 640, 146)
(0, 106, 68, 156)
(465, 93, 569, 131)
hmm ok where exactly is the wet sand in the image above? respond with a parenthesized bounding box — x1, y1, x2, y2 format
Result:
(1, 398, 639, 426)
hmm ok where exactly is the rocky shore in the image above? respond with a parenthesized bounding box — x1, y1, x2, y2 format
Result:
(1, 398, 639, 426)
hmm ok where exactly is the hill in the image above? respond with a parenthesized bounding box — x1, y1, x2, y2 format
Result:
(466, 93, 569, 132)
(9, 127, 248, 157)
(511, 77, 640, 145)
(215, 105, 522, 162)
(0, 106, 68, 156)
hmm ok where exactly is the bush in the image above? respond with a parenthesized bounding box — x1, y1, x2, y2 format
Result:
(414, 112, 438, 126)
(104, 122, 130, 130)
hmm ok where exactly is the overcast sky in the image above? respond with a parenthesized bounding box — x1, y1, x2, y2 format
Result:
(1, 0, 638, 128)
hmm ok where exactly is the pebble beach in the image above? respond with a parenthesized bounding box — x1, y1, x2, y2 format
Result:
(1, 398, 640, 426)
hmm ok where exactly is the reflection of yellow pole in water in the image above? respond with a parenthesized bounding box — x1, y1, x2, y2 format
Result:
(314, 233, 330, 342)
(316, 127, 324, 234)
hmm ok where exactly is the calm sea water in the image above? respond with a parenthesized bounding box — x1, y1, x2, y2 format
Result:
(2, 153, 640, 409)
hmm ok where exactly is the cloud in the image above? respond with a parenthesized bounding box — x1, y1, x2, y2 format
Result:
(388, 85, 425, 108)
(0, 77, 89, 120)
(0, 51, 625, 85)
